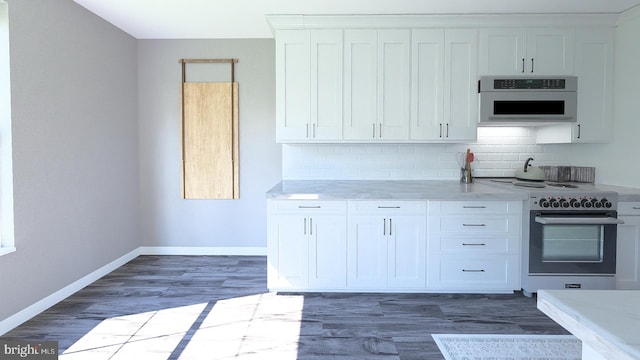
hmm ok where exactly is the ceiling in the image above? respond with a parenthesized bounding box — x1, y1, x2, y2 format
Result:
(73, 0, 640, 39)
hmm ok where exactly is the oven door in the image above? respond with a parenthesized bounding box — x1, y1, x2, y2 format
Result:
(529, 211, 623, 274)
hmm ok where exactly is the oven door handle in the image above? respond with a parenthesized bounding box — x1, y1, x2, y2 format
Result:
(534, 216, 625, 225)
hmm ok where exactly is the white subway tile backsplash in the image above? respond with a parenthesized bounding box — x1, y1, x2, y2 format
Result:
(282, 127, 573, 180)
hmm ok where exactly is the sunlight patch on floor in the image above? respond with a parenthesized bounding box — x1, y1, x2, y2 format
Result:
(59, 293, 304, 359)
(179, 293, 304, 359)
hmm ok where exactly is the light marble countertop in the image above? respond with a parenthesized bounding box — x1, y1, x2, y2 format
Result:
(537, 290, 640, 360)
(265, 180, 529, 200)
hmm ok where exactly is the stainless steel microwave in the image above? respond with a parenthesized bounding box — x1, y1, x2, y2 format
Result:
(478, 76, 577, 126)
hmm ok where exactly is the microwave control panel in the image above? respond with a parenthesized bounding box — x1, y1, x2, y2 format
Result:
(493, 79, 565, 90)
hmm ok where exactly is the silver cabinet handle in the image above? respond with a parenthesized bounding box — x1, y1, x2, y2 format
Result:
(372, 123, 376, 138)
(462, 269, 485, 272)
(312, 123, 316, 138)
(389, 218, 392, 236)
(577, 124, 581, 139)
(445, 123, 449, 138)
(439, 123, 443, 138)
(521, 58, 525, 73)
(306, 123, 309, 138)
(633, 207, 640, 210)
(309, 218, 313, 235)
(462, 243, 486, 246)
(378, 206, 400, 209)
(303, 218, 307, 235)
(379, 123, 382, 138)
(463, 205, 486, 209)
(530, 58, 534, 73)
(383, 218, 386, 236)
(298, 206, 321, 209)
(463, 224, 486, 227)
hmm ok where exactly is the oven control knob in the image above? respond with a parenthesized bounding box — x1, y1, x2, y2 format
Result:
(539, 199, 550, 208)
(592, 199, 602, 208)
(581, 198, 593, 208)
(601, 198, 613, 208)
(549, 198, 560, 208)
(569, 198, 581, 208)
(559, 198, 570, 208)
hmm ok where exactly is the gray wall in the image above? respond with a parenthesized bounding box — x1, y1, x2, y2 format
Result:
(0, 0, 139, 322)
(137, 39, 280, 249)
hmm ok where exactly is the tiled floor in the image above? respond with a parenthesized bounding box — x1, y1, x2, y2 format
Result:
(1, 256, 568, 359)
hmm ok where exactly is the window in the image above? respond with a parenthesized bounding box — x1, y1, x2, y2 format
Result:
(0, 0, 15, 255)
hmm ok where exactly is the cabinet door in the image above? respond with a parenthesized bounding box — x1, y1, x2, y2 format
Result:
(478, 28, 527, 75)
(573, 28, 614, 143)
(387, 215, 426, 288)
(275, 30, 310, 141)
(479, 28, 574, 75)
(308, 214, 347, 289)
(347, 215, 388, 288)
(443, 29, 478, 141)
(311, 30, 343, 141)
(377, 29, 411, 140)
(617, 216, 640, 289)
(267, 214, 309, 289)
(526, 29, 575, 75)
(344, 30, 378, 140)
(410, 29, 445, 141)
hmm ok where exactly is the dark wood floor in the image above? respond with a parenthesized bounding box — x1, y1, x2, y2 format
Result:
(1, 256, 568, 359)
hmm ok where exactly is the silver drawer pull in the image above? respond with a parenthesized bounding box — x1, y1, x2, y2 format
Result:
(633, 207, 640, 210)
(298, 206, 321, 209)
(378, 206, 401, 209)
(462, 269, 485, 272)
(462, 243, 486, 246)
(463, 206, 486, 209)
(462, 224, 486, 227)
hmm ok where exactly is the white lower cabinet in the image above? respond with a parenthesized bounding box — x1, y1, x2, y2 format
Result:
(347, 201, 427, 289)
(616, 202, 640, 289)
(267, 200, 347, 290)
(427, 200, 522, 292)
(267, 198, 524, 293)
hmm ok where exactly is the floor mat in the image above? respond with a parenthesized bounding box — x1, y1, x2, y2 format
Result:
(432, 334, 581, 360)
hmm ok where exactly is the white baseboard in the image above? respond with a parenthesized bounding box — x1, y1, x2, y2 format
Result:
(0, 248, 141, 336)
(139, 246, 267, 256)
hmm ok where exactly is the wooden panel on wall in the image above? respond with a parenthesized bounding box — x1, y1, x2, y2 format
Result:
(181, 82, 239, 199)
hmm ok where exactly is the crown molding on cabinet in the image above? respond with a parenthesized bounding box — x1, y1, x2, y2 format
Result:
(266, 14, 619, 34)
(618, 4, 640, 24)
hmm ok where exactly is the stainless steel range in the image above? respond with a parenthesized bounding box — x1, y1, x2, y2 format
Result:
(483, 178, 624, 297)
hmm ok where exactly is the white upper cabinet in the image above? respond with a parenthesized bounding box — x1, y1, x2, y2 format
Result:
(536, 28, 614, 144)
(411, 29, 478, 142)
(479, 28, 574, 75)
(344, 29, 411, 141)
(276, 30, 343, 142)
(443, 29, 479, 141)
(276, 30, 310, 141)
(573, 28, 614, 142)
(271, 15, 614, 144)
(410, 29, 444, 141)
(311, 30, 344, 141)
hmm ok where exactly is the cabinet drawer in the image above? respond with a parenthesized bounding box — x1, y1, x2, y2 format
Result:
(269, 200, 347, 214)
(432, 254, 519, 290)
(619, 202, 640, 216)
(437, 236, 511, 253)
(348, 200, 427, 214)
(439, 216, 510, 233)
(432, 201, 516, 215)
